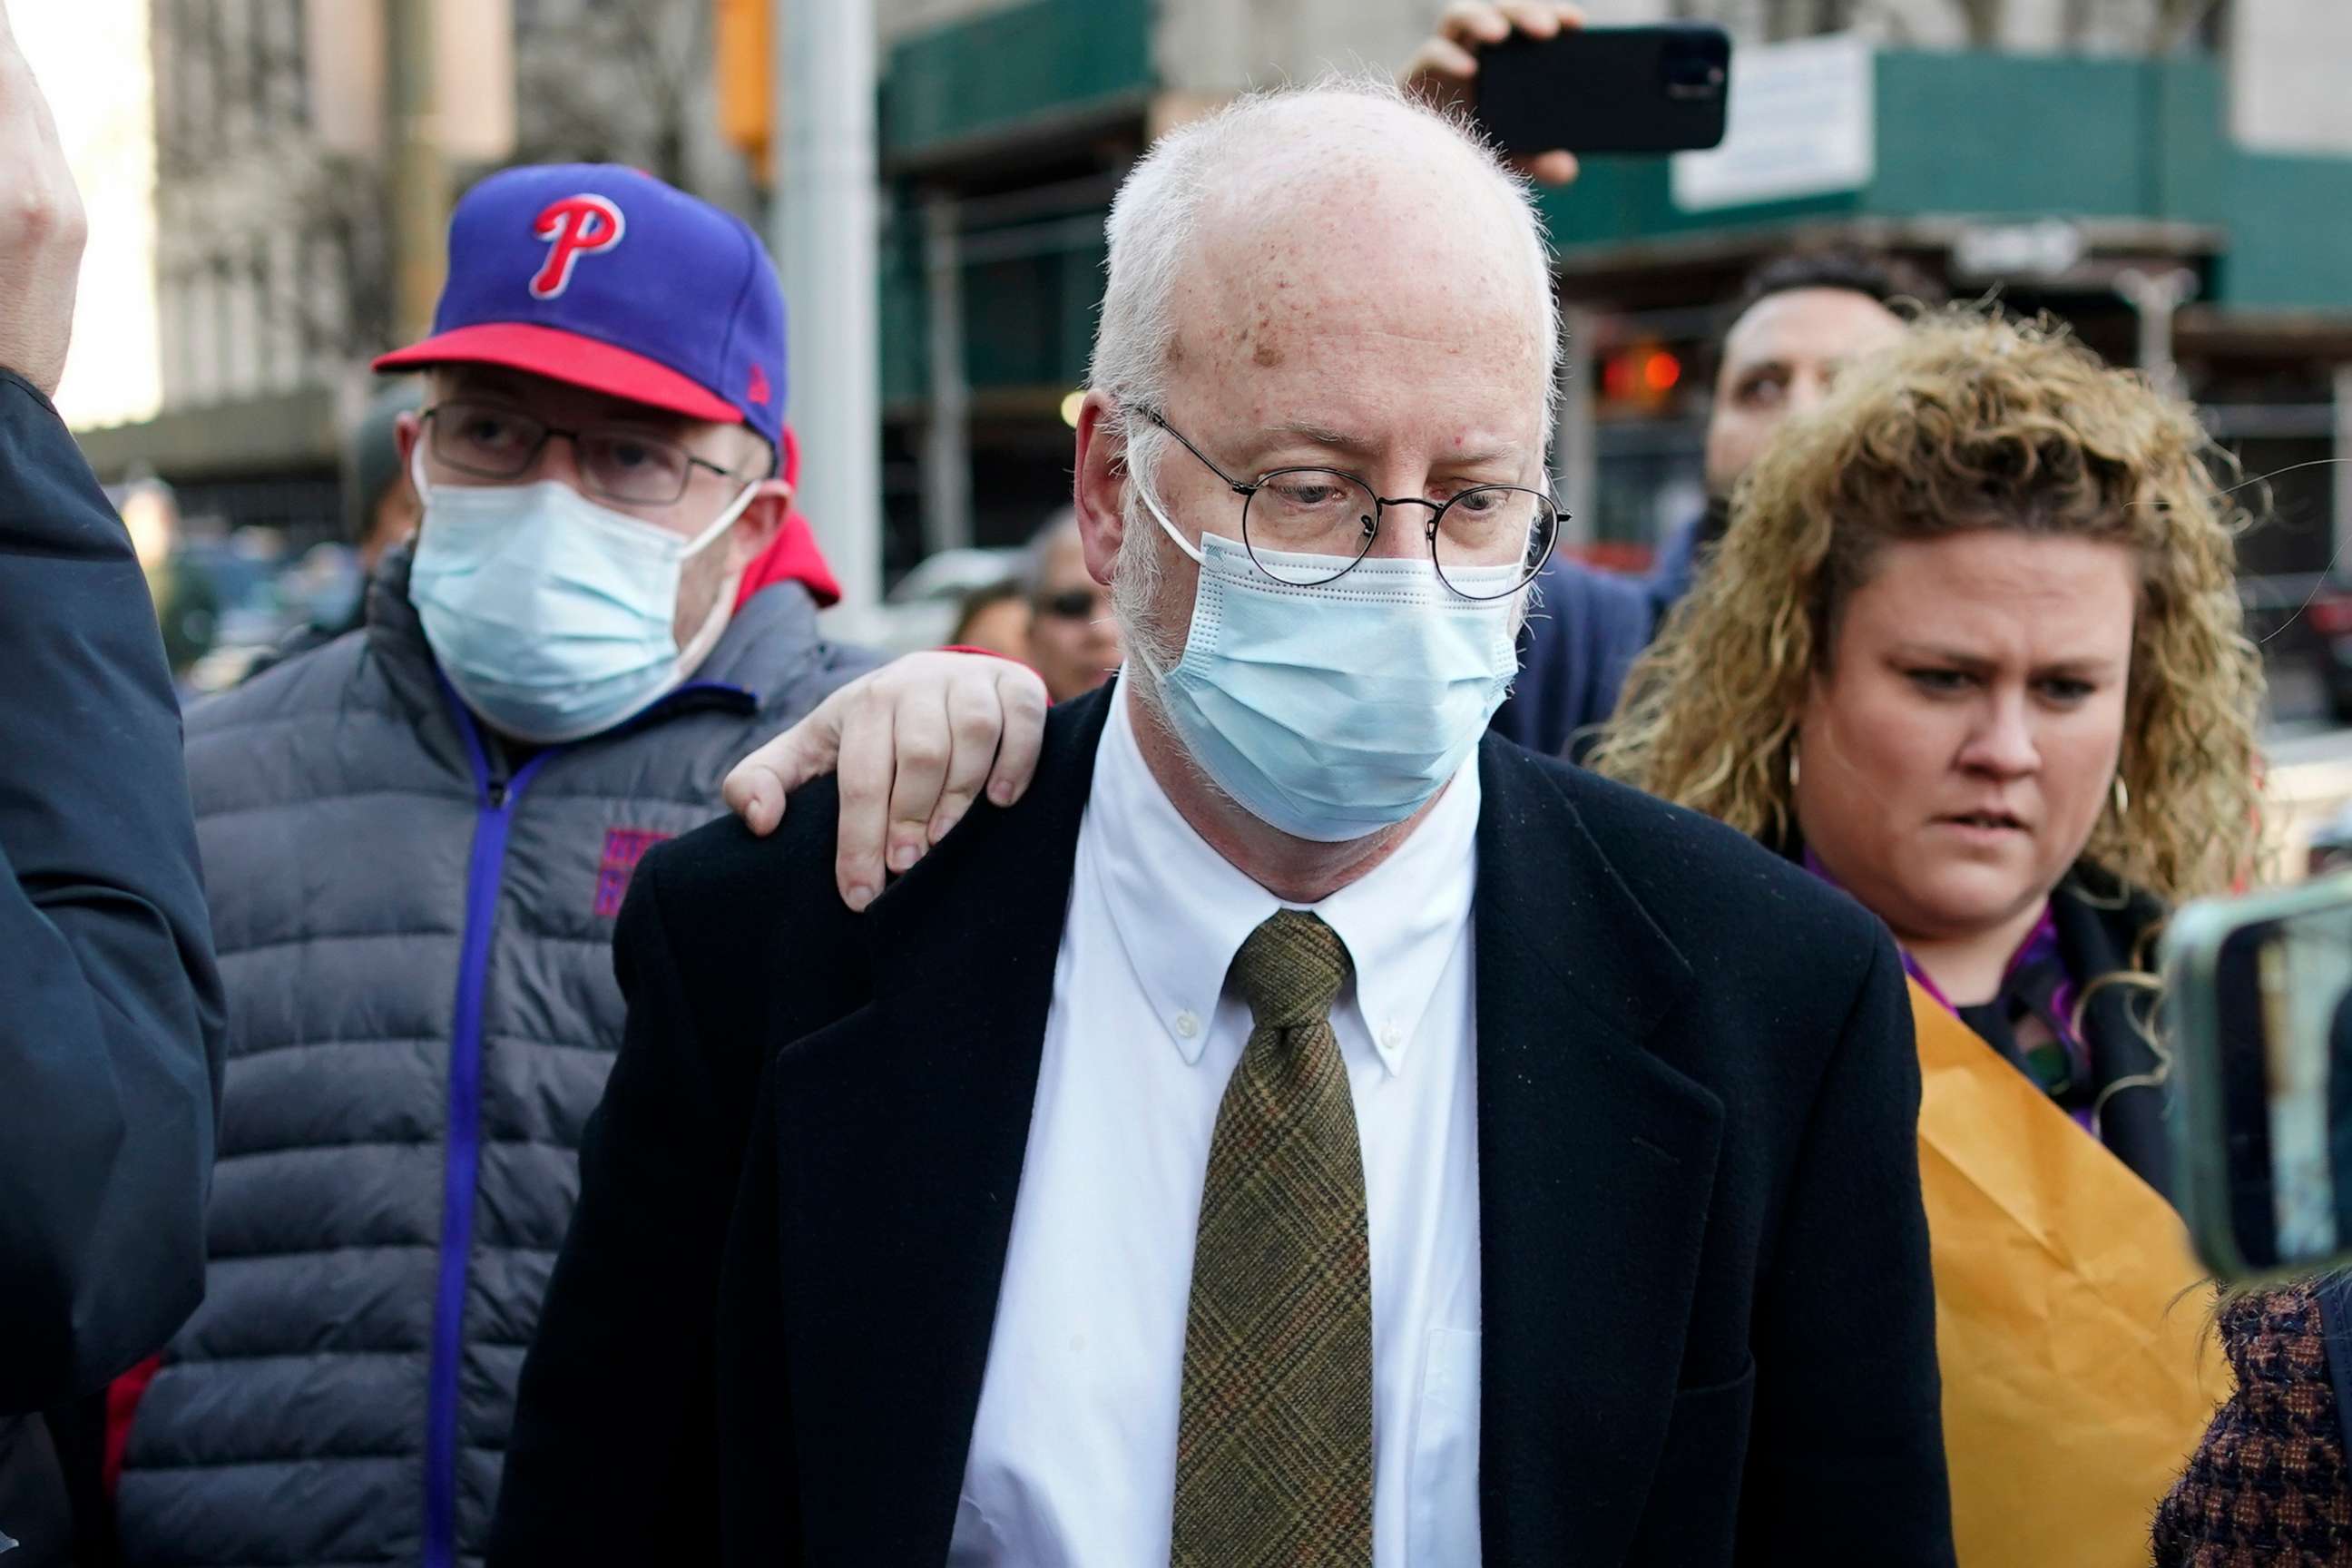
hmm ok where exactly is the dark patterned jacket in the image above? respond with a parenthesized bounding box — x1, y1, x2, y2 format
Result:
(2153, 1281, 2352, 1566)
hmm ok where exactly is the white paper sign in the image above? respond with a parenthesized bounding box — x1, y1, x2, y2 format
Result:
(1671, 34, 1876, 212)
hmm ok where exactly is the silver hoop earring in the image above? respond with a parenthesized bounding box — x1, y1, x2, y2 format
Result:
(1788, 747, 1802, 789)
(2112, 774, 2130, 818)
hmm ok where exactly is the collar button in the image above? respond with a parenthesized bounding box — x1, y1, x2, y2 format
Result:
(1174, 1010, 1202, 1041)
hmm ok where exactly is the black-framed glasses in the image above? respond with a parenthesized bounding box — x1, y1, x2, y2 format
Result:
(1136, 407, 1562, 600)
(423, 401, 749, 507)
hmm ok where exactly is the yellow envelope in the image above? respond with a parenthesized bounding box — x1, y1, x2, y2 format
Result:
(1908, 981, 2228, 1566)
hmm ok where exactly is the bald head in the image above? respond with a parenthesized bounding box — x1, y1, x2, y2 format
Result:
(1091, 81, 1557, 483)
(1073, 78, 1558, 726)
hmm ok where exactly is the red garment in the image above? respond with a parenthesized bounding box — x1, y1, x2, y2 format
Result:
(735, 508, 842, 610)
(104, 1354, 163, 1497)
(731, 423, 843, 610)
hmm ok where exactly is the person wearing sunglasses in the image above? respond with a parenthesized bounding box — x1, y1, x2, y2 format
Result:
(1023, 509, 1122, 701)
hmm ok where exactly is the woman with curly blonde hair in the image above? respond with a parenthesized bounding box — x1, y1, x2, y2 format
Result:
(1591, 308, 2266, 1565)
(1594, 307, 2261, 1168)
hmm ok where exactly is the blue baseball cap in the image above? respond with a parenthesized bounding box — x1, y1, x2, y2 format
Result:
(376, 163, 787, 451)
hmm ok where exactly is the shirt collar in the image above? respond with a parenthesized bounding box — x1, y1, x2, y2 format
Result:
(1087, 679, 1481, 1076)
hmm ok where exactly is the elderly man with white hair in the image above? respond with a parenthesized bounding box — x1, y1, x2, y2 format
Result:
(489, 82, 1954, 1568)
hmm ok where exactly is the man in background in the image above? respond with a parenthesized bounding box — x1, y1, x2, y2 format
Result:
(1486, 250, 1926, 755)
(244, 381, 423, 679)
(1638, 250, 1934, 619)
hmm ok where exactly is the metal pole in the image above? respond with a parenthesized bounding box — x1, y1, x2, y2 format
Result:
(774, 0, 884, 617)
(2114, 266, 2200, 400)
(922, 191, 972, 559)
(386, 0, 449, 347)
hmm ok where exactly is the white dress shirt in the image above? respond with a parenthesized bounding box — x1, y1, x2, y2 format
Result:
(949, 684, 1484, 1568)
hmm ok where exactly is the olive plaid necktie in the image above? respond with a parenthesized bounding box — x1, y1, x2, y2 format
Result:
(1171, 909, 1374, 1568)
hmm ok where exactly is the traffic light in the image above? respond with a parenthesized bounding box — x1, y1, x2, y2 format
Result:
(716, 0, 772, 181)
(1601, 343, 1684, 407)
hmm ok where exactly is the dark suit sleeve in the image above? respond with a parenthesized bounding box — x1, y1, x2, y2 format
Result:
(712, 1054, 804, 1564)
(488, 850, 738, 1565)
(1487, 557, 1655, 759)
(0, 368, 226, 1413)
(1738, 930, 1956, 1565)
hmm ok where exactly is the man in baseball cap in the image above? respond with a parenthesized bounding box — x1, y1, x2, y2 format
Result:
(105, 163, 1044, 1568)
(371, 163, 802, 741)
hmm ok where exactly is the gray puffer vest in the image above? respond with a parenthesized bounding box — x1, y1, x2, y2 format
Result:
(117, 557, 880, 1567)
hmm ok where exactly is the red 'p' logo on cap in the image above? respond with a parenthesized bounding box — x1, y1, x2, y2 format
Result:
(529, 194, 627, 299)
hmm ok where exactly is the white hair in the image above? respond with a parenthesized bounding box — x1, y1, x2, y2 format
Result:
(1089, 74, 1561, 493)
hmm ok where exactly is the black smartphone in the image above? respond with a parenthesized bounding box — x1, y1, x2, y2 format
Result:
(1474, 24, 1732, 156)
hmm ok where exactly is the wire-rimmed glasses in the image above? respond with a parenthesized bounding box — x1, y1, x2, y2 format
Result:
(1137, 407, 1561, 599)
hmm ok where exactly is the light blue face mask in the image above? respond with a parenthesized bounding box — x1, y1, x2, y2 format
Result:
(408, 454, 754, 744)
(1132, 489, 1524, 843)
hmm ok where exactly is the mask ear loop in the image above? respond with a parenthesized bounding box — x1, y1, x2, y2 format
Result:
(666, 480, 766, 670)
(1133, 473, 1206, 566)
(677, 479, 762, 559)
(671, 557, 744, 669)
(1118, 474, 1203, 688)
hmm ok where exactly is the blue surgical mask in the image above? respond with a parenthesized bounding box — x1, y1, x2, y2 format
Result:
(1132, 488, 1523, 842)
(408, 453, 754, 744)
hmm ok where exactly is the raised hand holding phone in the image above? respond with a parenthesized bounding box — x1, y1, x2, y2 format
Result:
(1401, 3, 1586, 187)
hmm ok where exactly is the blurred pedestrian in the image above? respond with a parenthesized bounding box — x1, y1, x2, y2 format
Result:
(951, 578, 1032, 661)
(1589, 308, 2263, 1564)
(116, 476, 220, 680)
(1492, 246, 1931, 754)
(241, 381, 424, 680)
(1022, 507, 1118, 700)
(0, 11, 224, 1562)
(1642, 248, 1938, 617)
(346, 379, 425, 577)
(107, 162, 1039, 1568)
(496, 78, 1953, 1568)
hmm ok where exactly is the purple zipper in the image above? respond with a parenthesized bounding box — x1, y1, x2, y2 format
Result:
(424, 692, 554, 1568)
(416, 673, 749, 1563)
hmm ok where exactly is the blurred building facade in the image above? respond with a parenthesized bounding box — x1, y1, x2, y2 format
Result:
(83, 0, 2352, 640)
(81, 0, 749, 534)
(876, 0, 2352, 599)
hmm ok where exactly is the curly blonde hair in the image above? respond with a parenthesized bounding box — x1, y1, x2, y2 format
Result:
(1588, 309, 2264, 906)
